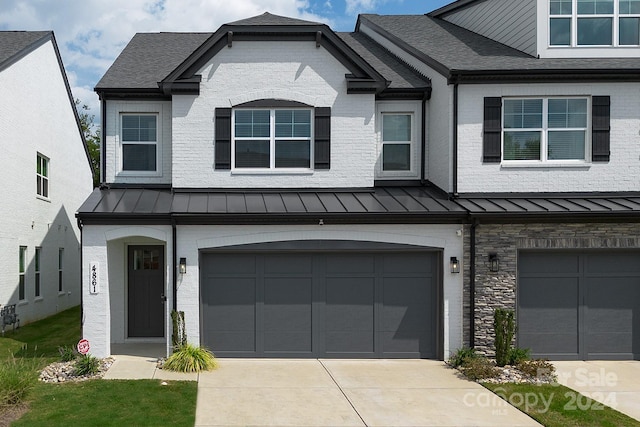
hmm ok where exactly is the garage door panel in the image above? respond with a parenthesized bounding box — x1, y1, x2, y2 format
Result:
(264, 278, 312, 331)
(585, 253, 640, 274)
(326, 331, 374, 353)
(265, 332, 312, 352)
(264, 254, 313, 274)
(520, 332, 579, 355)
(325, 254, 375, 274)
(206, 254, 256, 274)
(326, 278, 374, 331)
(203, 278, 256, 331)
(381, 330, 433, 355)
(383, 253, 432, 274)
(204, 331, 255, 352)
(519, 252, 579, 274)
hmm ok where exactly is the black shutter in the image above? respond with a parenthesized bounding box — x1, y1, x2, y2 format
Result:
(314, 107, 331, 169)
(592, 96, 610, 162)
(483, 97, 502, 163)
(214, 108, 232, 170)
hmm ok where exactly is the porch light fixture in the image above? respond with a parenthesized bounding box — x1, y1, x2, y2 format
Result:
(450, 257, 460, 274)
(488, 253, 499, 272)
(179, 258, 187, 275)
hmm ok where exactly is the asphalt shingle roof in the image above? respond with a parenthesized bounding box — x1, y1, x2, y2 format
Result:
(95, 32, 212, 90)
(227, 12, 322, 26)
(337, 32, 429, 90)
(0, 31, 51, 69)
(361, 14, 640, 74)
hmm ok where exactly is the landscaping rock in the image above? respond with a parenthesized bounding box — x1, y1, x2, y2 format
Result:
(39, 357, 115, 383)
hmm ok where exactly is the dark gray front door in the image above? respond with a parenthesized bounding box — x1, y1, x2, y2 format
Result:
(128, 245, 164, 337)
(518, 251, 640, 360)
(200, 249, 437, 358)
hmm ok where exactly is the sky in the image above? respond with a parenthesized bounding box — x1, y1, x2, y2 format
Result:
(0, 0, 450, 118)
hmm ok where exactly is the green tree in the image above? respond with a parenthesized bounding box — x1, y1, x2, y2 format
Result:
(75, 98, 100, 187)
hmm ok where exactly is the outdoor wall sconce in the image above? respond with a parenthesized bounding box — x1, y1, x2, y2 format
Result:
(488, 253, 499, 272)
(179, 258, 187, 274)
(450, 257, 460, 273)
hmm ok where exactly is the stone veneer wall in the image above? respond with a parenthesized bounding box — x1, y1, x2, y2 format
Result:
(463, 222, 640, 356)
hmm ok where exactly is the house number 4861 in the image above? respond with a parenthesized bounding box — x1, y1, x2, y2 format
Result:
(90, 262, 99, 294)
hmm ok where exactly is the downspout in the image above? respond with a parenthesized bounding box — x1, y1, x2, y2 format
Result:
(77, 218, 84, 335)
(452, 82, 459, 196)
(470, 219, 477, 348)
(100, 97, 106, 184)
(172, 219, 177, 312)
(420, 93, 428, 185)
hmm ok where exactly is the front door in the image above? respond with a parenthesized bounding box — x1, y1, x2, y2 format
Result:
(128, 245, 165, 337)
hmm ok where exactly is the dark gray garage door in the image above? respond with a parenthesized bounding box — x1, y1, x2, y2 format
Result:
(518, 251, 640, 360)
(200, 245, 438, 358)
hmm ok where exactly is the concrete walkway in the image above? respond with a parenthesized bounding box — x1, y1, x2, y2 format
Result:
(104, 356, 539, 426)
(553, 360, 640, 422)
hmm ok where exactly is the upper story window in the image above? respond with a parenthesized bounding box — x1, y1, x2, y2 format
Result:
(503, 97, 588, 162)
(550, 0, 640, 46)
(36, 153, 49, 198)
(233, 109, 312, 169)
(382, 114, 412, 171)
(19, 246, 26, 301)
(121, 114, 158, 172)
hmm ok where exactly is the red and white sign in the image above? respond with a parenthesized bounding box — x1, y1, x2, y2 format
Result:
(77, 339, 90, 355)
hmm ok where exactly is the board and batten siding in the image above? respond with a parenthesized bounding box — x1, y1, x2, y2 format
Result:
(442, 0, 537, 57)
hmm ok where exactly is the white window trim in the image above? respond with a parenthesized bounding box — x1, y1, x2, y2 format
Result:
(501, 97, 591, 166)
(376, 102, 420, 179)
(19, 246, 27, 301)
(36, 153, 49, 200)
(35, 247, 41, 298)
(231, 108, 314, 173)
(118, 112, 162, 177)
(548, 0, 640, 47)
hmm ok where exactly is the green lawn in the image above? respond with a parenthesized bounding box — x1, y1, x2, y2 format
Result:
(484, 383, 640, 427)
(11, 380, 197, 427)
(0, 306, 197, 426)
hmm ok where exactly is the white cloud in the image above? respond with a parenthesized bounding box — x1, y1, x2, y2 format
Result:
(344, 0, 382, 15)
(0, 0, 329, 114)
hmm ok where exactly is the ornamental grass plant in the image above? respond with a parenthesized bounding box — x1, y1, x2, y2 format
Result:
(163, 344, 217, 373)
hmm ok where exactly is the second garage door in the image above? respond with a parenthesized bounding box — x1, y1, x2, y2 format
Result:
(518, 251, 640, 360)
(200, 247, 438, 358)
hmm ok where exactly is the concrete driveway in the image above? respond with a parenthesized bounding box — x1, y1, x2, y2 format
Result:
(195, 359, 540, 427)
(553, 361, 640, 422)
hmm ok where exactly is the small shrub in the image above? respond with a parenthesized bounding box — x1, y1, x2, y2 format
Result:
(163, 344, 217, 373)
(0, 355, 39, 406)
(507, 347, 530, 365)
(516, 359, 556, 380)
(459, 357, 499, 381)
(448, 347, 478, 368)
(494, 308, 516, 367)
(74, 355, 100, 376)
(58, 345, 77, 362)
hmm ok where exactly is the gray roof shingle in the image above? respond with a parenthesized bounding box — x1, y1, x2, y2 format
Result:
(95, 32, 212, 90)
(338, 32, 429, 90)
(227, 12, 322, 26)
(0, 31, 51, 70)
(361, 14, 640, 76)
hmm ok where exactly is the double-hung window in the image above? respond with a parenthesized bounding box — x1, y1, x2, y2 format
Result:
(19, 247, 26, 301)
(550, 0, 640, 46)
(503, 98, 588, 162)
(233, 109, 312, 169)
(58, 248, 64, 293)
(121, 114, 157, 172)
(381, 114, 412, 171)
(37, 154, 49, 198)
(35, 247, 41, 298)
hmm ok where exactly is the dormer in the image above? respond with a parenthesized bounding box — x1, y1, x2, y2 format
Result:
(430, 0, 640, 59)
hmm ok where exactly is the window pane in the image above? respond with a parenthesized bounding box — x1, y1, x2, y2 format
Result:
(19, 276, 25, 300)
(275, 140, 310, 168)
(235, 110, 270, 138)
(550, 18, 572, 45)
(504, 99, 542, 129)
(578, 18, 613, 44)
(551, 0, 572, 14)
(235, 140, 270, 168)
(41, 158, 47, 177)
(275, 110, 310, 138)
(122, 115, 157, 142)
(503, 131, 541, 160)
(19, 247, 26, 273)
(42, 179, 48, 198)
(548, 99, 587, 128)
(383, 144, 411, 171)
(577, 0, 613, 13)
(35, 248, 40, 271)
(620, 17, 640, 44)
(548, 131, 586, 160)
(620, 0, 640, 13)
(123, 144, 157, 171)
(383, 115, 411, 141)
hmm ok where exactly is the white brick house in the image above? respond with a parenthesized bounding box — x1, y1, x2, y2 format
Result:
(79, 2, 640, 361)
(0, 32, 93, 325)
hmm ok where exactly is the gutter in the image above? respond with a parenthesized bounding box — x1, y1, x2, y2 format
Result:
(77, 218, 84, 337)
(101, 97, 106, 184)
(172, 219, 177, 312)
(452, 83, 458, 196)
(420, 92, 427, 185)
(469, 219, 477, 348)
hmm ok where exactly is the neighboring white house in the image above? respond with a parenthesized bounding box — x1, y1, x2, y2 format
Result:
(79, 1, 640, 361)
(0, 32, 93, 325)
